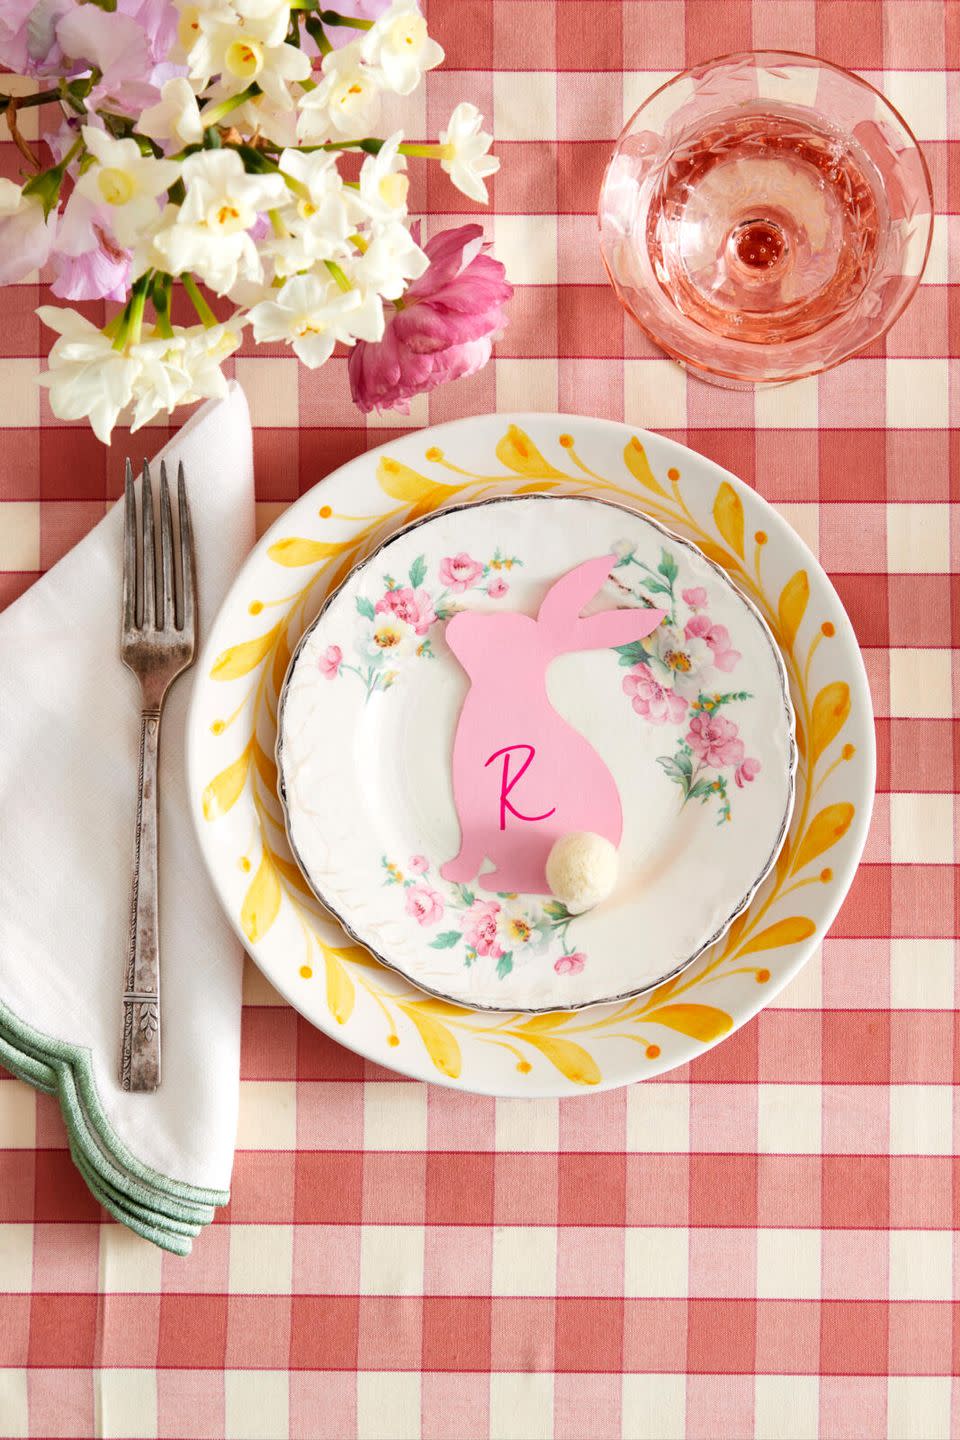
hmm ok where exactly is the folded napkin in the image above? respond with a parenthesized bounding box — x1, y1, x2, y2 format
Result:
(0, 382, 254, 1254)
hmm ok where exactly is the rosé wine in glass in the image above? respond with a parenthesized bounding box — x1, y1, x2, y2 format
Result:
(599, 51, 934, 386)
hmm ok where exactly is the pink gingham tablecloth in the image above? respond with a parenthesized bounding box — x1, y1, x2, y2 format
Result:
(1, 3, 958, 1437)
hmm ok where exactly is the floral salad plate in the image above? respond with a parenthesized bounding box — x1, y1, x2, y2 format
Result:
(275, 494, 797, 1012)
(188, 415, 874, 1094)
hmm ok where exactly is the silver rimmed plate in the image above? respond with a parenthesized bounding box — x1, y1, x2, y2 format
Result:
(276, 494, 796, 1012)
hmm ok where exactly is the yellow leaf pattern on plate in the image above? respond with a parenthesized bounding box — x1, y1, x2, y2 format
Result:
(778, 570, 809, 653)
(644, 1003, 733, 1043)
(811, 681, 851, 765)
(793, 803, 855, 873)
(713, 481, 745, 558)
(241, 851, 281, 943)
(324, 951, 355, 1024)
(623, 437, 668, 496)
(266, 537, 354, 568)
(398, 1003, 462, 1078)
(516, 1033, 601, 1086)
(210, 625, 280, 682)
(495, 425, 568, 480)
(377, 456, 459, 506)
(202, 743, 251, 821)
(739, 916, 816, 955)
(252, 738, 278, 793)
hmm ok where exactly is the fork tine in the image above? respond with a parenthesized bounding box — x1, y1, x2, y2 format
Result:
(158, 460, 175, 630)
(141, 460, 155, 629)
(177, 462, 196, 638)
(123, 458, 137, 632)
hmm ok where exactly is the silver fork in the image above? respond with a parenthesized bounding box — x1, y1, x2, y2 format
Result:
(120, 459, 197, 1092)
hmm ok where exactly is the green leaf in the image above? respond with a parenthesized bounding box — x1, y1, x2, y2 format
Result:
(657, 549, 679, 584)
(455, 884, 475, 908)
(496, 952, 514, 979)
(542, 900, 571, 921)
(356, 595, 375, 621)
(409, 554, 427, 589)
(640, 576, 673, 597)
(614, 640, 651, 668)
(429, 931, 462, 950)
(688, 779, 716, 801)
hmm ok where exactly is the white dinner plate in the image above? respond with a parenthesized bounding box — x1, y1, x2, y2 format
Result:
(275, 493, 796, 1012)
(188, 414, 874, 1095)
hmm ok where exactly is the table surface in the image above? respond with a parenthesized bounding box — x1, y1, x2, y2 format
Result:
(1, 3, 958, 1438)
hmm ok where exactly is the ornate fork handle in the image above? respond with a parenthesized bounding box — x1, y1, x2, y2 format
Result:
(120, 708, 162, 1092)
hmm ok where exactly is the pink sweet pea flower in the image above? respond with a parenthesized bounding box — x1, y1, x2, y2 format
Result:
(348, 223, 512, 414)
(682, 586, 708, 612)
(687, 712, 744, 769)
(375, 585, 436, 636)
(51, 222, 130, 302)
(439, 552, 483, 592)
(487, 576, 508, 599)
(404, 885, 444, 927)
(735, 757, 761, 788)
(0, 0, 73, 76)
(623, 664, 688, 725)
(684, 613, 741, 673)
(554, 952, 586, 975)
(408, 855, 429, 874)
(464, 898, 503, 959)
(318, 644, 342, 678)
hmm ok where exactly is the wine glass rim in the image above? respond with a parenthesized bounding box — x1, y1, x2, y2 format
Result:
(615, 49, 934, 202)
(600, 47, 935, 387)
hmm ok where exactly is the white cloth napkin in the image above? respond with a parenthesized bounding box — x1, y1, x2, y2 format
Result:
(0, 382, 254, 1254)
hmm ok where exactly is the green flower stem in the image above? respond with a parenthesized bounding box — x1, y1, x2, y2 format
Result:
(268, 207, 290, 238)
(200, 83, 260, 129)
(181, 273, 217, 329)
(151, 273, 174, 338)
(299, 138, 383, 154)
(399, 142, 453, 160)
(303, 15, 332, 54)
(126, 272, 152, 347)
(318, 8, 374, 27)
(23, 135, 84, 217)
(0, 89, 62, 113)
(102, 309, 126, 341)
(324, 259, 352, 292)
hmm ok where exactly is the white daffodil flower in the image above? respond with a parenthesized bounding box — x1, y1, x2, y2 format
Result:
(348, 133, 410, 225)
(128, 320, 244, 429)
(247, 271, 384, 367)
(138, 77, 204, 147)
(75, 128, 180, 247)
(233, 89, 299, 147)
(151, 149, 288, 294)
(351, 220, 428, 301)
(186, 7, 309, 108)
(0, 178, 58, 283)
(438, 102, 499, 204)
(360, 0, 444, 97)
(37, 306, 140, 445)
(298, 42, 382, 141)
(268, 149, 351, 276)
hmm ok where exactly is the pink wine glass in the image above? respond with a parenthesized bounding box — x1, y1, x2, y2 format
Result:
(598, 50, 934, 386)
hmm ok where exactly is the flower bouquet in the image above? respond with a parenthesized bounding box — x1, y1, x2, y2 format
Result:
(0, 0, 511, 440)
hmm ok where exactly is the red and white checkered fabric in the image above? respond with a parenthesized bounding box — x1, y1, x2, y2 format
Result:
(1, 3, 958, 1437)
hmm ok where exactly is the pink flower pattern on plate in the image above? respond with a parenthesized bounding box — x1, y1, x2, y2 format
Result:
(404, 885, 445, 927)
(623, 664, 689, 724)
(554, 952, 586, 975)
(487, 576, 508, 599)
(318, 644, 342, 678)
(687, 712, 745, 769)
(682, 586, 709, 611)
(735, 757, 762, 788)
(463, 899, 504, 959)
(375, 585, 436, 637)
(439, 553, 483, 591)
(685, 613, 742, 673)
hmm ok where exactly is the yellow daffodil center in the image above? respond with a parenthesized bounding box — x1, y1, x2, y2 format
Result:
(208, 199, 248, 233)
(297, 198, 317, 220)
(378, 172, 409, 209)
(98, 168, 136, 206)
(225, 38, 263, 78)
(296, 317, 325, 337)
(389, 15, 426, 49)
(178, 6, 201, 49)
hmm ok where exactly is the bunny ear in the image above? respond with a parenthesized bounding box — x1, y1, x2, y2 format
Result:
(537, 554, 618, 633)
(569, 604, 666, 653)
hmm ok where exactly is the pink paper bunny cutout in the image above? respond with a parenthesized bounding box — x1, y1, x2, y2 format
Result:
(441, 553, 666, 895)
